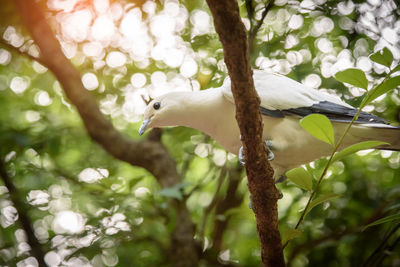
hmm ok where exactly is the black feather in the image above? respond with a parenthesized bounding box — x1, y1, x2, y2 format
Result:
(260, 106, 284, 118)
(260, 101, 389, 124)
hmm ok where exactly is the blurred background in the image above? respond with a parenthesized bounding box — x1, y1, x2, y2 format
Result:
(0, 0, 399, 266)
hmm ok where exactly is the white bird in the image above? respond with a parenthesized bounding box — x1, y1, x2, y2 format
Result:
(139, 70, 400, 179)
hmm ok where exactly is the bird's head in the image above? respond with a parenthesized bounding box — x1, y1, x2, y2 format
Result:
(138, 93, 181, 135)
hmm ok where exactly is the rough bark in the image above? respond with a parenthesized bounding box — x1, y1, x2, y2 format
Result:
(13, 0, 176, 188)
(12, 1, 199, 265)
(205, 0, 285, 266)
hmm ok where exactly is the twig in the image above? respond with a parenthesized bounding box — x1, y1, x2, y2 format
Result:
(283, 70, 394, 249)
(287, 202, 388, 265)
(198, 166, 227, 240)
(0, 39, 47, 67)
(375, 235, 400, 266)
(361, 223, 400, 267)
(248, 1, 274, 55)
(12, 0, 200, 265)
(211, 164, 243, 252)
(282, 105, 364, 250)
(186, 164, 219, 197)
(245, 0, 254, 22)
(0, 159, 46, 267)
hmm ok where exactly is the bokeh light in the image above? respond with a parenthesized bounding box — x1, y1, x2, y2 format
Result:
(0, 49, 11, 65)
(82, 73, 99, 90)
(10, 76, 30, 94)
(52, 211, 85, 234)
(78, 168, 109, 183)
(1, 0, 400, 266)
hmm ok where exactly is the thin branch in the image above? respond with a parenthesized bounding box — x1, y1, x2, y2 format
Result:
(205, 0, 284, 266)
(283, 108, 367, 249)
(186, 164, 219, 198)
(198, 166, 227, 240)
(12, 1, 200, 266)
(375, 234, 400, 266)
(211, 164, 243, 252)
(284, 70, 395, 249)
(248, 1, 274, 55)
(0, 39, 47, 67)
(0, 159, 46, 267)
(361, 223, 400, 267)
(12, 0, 178, 188)
(287, 201, 388, 266)
(245, 0, 254, 22)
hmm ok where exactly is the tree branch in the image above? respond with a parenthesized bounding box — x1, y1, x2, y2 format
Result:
(0, 39, 47, 67)
(205, 1, 284, 265)
(287, 202, 389, 266)
(12, 0, 177, 188)
(198, 165, 227, 239)
(12, 1, 200, 265)
(361, 223, 400, 267)
(0, 159, 46, 267)
(375, 234, 400, 266)
(211, 164, 243, 252)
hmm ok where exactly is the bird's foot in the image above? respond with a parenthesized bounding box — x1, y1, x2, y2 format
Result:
(265, 140, 275, 161)
(277, 190, 283, 199)
(238, 140, 275, 165)
(275, 174, 287, 184)
(238, 146, 245, 166)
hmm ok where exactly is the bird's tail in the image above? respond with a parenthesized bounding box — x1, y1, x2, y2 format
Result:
(347, 124, 400, 151)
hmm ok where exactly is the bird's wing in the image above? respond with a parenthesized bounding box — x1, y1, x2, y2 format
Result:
(221, 71, 387, 124)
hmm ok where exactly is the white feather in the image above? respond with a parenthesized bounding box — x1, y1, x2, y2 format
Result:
(221, 71, 353, 110)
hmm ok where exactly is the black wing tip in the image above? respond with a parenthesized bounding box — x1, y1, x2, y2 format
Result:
(260, 106, 285, 118)
(260, 100, 390, 125)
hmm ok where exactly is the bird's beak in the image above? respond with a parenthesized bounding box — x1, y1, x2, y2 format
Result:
(139, 118, 151, 136)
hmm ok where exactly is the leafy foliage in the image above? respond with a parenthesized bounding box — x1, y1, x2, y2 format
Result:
(0, 0, 400, 266)
(304, 193, 341, 215)
(300, 114, 335, 146)
(286, 167, 313, 192)
(370, 47, 394, 68)
(335, 68, 369, 90)
(331, 141, 389, 162)
(364, 213, 400, 229)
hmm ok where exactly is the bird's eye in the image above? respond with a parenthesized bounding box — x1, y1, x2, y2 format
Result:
(153, 102, 161, 110)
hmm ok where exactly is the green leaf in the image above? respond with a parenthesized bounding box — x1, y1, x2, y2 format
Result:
(335, 68, 368, 90)
(370, 47, 393, 68)
(286, 167, 313, 191)
(361, 76, 400, 107)
(282, 229, 303, 244)
(305, 193, 341, 215)
(157, 182, 189, 200)
(332, 141, 390, 162)
(300, 114, 335, 146)
(364, 213, 400, 229)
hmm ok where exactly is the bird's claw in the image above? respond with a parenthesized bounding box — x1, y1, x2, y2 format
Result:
(267, 151, 275, 161)
(238, 140, 275, 164)
(265, 140, 275, 161)
(276, 174, 287, 183)
(238, 146, 245, 165)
